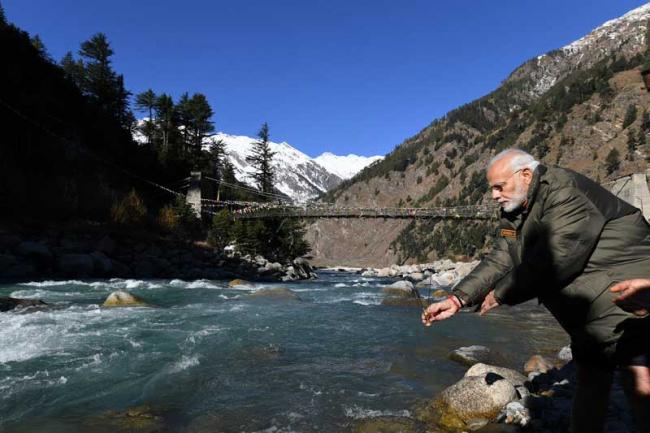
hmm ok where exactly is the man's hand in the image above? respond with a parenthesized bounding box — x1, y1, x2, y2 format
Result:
(479, 289, 500, 316)
(610, 278, 650, 317)
(421, 297, 460, 326)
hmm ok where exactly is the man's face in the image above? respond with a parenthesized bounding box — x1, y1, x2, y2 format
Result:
(487, 159, 531, 213)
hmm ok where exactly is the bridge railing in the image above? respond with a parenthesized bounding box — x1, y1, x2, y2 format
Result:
(230, 204, 498, 220)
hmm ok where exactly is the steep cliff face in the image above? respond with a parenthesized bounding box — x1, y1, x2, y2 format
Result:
(306, 5, 650, 267)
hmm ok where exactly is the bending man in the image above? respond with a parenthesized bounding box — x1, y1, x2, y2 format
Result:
(422, 148, 650, 433)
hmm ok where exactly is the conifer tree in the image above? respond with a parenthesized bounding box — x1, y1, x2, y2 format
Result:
(176, 92, 214, 158)
(246, 122, 275, 196)
(60, 51, 84, 87)
(154, 94, 176, 154)
(30, 35, 51, 61)
(78, 33, 132, 128)
(0, 2, 6, 26)
(135, 89, 157, 144)
(209, 138, 226, 180)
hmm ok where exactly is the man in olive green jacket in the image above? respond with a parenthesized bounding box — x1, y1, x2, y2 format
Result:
(422, 149, 650, 433)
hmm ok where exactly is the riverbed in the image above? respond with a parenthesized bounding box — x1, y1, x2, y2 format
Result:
(0, 270, 568, 432)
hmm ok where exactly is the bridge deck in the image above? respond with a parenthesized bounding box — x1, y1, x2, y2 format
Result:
(229, 205, 498, 220)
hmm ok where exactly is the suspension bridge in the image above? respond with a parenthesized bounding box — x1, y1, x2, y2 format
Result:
(177, 172, 499, 220)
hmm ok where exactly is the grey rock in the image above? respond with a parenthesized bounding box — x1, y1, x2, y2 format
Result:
(436, 374, 517, 427)
(57, 254, 94, 277)
(248, 288, 301, 301)
(465, 363, 528, 388)
(90, 251, 113, 276)
(498, 401, 531, 427)
(16, 241, 53, 265)
(405, 272, 425, 282)
(382, 280, 415, 298)
(0, 297, 47, 312)
(449, 346, 506, 367)
(361, 270, 376, 277)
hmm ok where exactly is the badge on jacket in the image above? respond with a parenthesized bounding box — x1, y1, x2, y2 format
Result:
(500, 228, 517, 239)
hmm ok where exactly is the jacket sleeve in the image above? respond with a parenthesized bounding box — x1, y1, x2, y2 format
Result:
(493, 186, 605, 305)
(452, 230, 514, 307)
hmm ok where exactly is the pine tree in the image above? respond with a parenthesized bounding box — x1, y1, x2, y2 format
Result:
(209, 138, 226, 180)
(30, 35, 51, 61)
(60, 51, 84, 88)
(78, 33, 132, 128)
(154, 94, 176, 155)
(246, 122, 275, 196)
(176, 92, 214, 158)
(135, 89, 157, 144)
(207, 209, 233, 250)
(0, 2, 7, 26)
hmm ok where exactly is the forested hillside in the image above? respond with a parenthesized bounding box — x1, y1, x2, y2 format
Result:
(308, 7, 650, 266)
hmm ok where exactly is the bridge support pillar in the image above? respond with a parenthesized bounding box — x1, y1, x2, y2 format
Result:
(186, 171, 202, 217)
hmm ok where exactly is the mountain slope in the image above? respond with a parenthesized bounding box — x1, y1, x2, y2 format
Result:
(307, 4, 650, 267)
(207, 133, 383, 202)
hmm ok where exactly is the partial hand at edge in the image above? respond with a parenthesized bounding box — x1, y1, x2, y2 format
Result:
(610, 278, 650, 317)
(421, 298, 460, 326)
(479, 289, 500, 316)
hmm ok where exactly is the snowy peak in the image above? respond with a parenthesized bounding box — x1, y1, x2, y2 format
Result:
(508, 3, 650, 98)
(207, 133, 382, 202)
(313, 152, 384, 180)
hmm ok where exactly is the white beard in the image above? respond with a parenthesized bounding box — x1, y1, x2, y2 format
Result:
(501, 181, 527, 213)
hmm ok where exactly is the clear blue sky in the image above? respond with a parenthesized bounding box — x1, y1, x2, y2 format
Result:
(4, 0, 649, 157)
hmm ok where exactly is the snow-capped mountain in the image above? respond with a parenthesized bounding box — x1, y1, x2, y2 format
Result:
(207, 133, 383, 202)
(313, 152, 384, 180)
(507, 3, 650, 98)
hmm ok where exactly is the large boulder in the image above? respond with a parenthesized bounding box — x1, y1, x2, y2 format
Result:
(0, 297, 47, 312)
(57, 254, 94, 277)
(103, 290, 148, 307)
(449, 346, 506, 367)
(90, 251, 113, 276)
(465, 363, 527, 388)
(381, 297, 425, 308)
(229, 279, 252, 287)
(248, 287, 301, 301)
(376, 268, 392, 277)
(431, 270, 458, 287)
(434, 373, 518, 430)
(382, 280, 415, 297)
(15, 241, 53, 266)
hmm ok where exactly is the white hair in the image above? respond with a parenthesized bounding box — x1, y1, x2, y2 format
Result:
(487, 148, 540, 172)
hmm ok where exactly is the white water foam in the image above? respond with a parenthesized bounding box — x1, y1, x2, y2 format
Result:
(343, 405, 411, 419)
(186, 280, 222, 289)
(19, 280, 89, 287)
(170, 355, 200, 373)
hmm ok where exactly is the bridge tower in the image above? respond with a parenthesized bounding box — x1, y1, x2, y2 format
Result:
(186, 171, 202, 217)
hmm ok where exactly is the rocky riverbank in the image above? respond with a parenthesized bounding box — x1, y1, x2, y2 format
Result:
(352, 345, 636, 433)
(0, 225, 316, 283)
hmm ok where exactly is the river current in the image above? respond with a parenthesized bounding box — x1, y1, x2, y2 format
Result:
(0, 270, 568, 432)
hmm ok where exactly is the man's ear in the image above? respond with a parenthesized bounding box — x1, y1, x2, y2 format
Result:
(521, 168, 533, 186)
